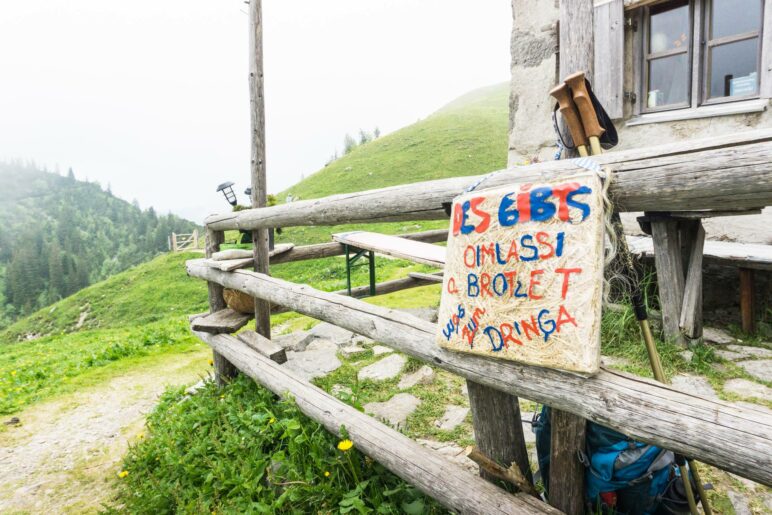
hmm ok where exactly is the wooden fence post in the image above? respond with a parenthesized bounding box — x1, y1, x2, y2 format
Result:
(651, 218, 686, 347)
(548, 0, 592, 512)
(206, 228, 238, 384)
(467, 381, 532, 490)
(171, 232, 178, 252)
(249, 0, 271, 341)
(739, 268, 756, 333)
(193, 229, 199, 249)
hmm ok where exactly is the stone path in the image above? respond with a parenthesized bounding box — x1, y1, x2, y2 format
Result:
(364, 393, 420, 428)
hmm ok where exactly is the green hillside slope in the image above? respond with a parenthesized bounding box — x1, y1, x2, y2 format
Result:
(282, 83, 509, 201)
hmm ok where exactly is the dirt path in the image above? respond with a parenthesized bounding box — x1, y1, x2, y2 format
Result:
(0, 348, 210, 514)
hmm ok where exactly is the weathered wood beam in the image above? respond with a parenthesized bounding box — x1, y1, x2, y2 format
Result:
(192, 330, 558, 514)
(332, 231, 446, 268)
(205, 130, 772, 231)
(237, 330, 287, 364)
(185, 260, 772, 486)
(191, 308, 252, 334)
(205, 229, 238, 383)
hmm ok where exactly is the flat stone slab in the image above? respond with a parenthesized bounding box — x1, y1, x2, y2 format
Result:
(715, 349, 745, 361)
(737, 360, 772, 382)
(727, 490, 752, 515)
(364, 393, 420, 428)
(358, 354, 407, 381)
(703, 327, 735, 345)
(678, 350, 693, 363)
(398, 365, 435, 389)
(435, 405, 469, 431)
(306, 339, 338, 352)
(726, 345, 772, 359)
(521, 412, 536, 444)
(308, 322, 356, 343)
(284, 349, 341, 381)
(273, 331, 315, 352)
(417, 439, 477, 473)
(351, 335, 374, 347)
(670, 374, 718, 400)
(371, 345, 394, 356)
(723, 378, 772, 402)
(339, 345, 367, 358)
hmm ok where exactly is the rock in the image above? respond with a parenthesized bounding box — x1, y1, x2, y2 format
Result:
(460, 383, 468, 397)
(714, 349, 745, 361)
(521, 412, 536, 444)
(308, 322, 355, 342)
(399, 307, 438, 323)
(358, 354, 407, 381)
(670, 374, 718, 399)
(372, 345, 394, 356)
(331, 384, 352, 398)
(417, 439, 478, 473)
(351, 335, 374, 347)
(339, 345, 367, 358)
(601, 355, 632, 368)
(306, 339, 338, 352)
(737, 360, 772, 382)
(273, 331, 316, 352)
(723, 378, 772, 402)
(678, 350, 693, 363)
(435, 405, 469, 431)
(284, 349, 341, 381)
(364, 393, 420, 428)
(727, 490, 752, 515)
(726, 344, 772, 359)
(703, 327, 735, 345)
(398, 366, 435, 389)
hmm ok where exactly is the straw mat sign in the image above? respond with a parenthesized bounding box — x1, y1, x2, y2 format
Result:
(436, 173, 604, 375)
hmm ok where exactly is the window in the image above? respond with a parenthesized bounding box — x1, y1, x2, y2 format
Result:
(641, 0, 764, 112)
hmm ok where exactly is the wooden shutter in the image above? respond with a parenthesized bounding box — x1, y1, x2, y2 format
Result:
(593, 0, 625, 119)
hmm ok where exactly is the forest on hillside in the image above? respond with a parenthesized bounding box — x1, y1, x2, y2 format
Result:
(0, 162, 198, 329)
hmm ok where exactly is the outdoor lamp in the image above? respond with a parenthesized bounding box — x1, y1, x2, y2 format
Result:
(216, 181, 237, 206)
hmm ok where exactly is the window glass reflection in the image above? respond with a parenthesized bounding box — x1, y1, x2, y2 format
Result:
(648, 54, 690, 107)
(708, 38, 759, 98)
(649, 0, 690, 53)
(711, 0, 761, 39)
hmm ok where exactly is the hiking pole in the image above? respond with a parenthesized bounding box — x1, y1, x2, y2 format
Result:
(560, 73, 710, 514)
(549, 83, 590, 157)
(565, 72, 604, 156)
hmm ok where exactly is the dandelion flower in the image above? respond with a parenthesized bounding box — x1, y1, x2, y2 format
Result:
(137, 432, 145, 439)
(268, 417, 276, 424)
(118, 470, 129, 478)
(10, 371, 16, 376)
(337, 439, 353, 452)
(208, 359, 214, 366)
(220, 395, 225, 400)
(324, 471, 330, 477)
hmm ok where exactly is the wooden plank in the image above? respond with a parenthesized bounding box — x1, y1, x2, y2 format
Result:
(739, 268, 756, 333)
(212, 243, 294, 262)
(191, 308, 252, 334)
(679, 221, 705, 340)
(593, 0, 624, 119)
(408, 271, 444, 283)
(237, 330, 287, 364)
(204, 130, 772, 231)
(206, 229, 237, 383)
(467, 381, 532, 492)
(205, 244, 297, 272)
(248, 0, 271, 343)
(651, 220, 686, 347)
(186, 261, 772, 486)
(332, 231, 445, 268)
(549, 409, 587, 513)
(626, 235, 772, 270)
(192, 331, 558, 514)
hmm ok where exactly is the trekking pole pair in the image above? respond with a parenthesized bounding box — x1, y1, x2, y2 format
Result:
(550, 71, 711, 515)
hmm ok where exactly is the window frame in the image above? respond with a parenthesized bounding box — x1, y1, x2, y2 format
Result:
(641, 0, 695, 113)
(635, 0, 765, 116)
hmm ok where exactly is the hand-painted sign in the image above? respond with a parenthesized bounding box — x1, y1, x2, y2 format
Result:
(436, 173, 604, 375)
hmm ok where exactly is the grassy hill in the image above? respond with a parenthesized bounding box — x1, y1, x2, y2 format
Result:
(281, 83, 509, 201)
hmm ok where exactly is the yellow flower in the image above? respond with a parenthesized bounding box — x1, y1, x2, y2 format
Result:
(268, 417, 276, 424)
(10, 371, 16, 376)
(118, 470, 129, 478)
(208, 359, 214, 366)
(324, 471, 330, 477)
(219, 395, 225, 400)
(137, 432, 145, 439)
(337, 439, 353, 452)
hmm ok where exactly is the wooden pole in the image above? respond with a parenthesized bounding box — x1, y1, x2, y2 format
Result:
(185, 261, 772, 486)
(467, 381, 532, 492)
(249, 0, 271, 341)
(651, 219, 687, 347)
(548, 1, 593, 512)
(739, 268, 756, 333)
(205, 228, 237, 384)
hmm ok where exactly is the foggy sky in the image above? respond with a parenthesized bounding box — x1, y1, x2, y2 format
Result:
(0, 1, 511, 223)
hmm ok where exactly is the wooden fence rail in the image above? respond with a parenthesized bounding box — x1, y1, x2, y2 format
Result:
(186, 260, 772, 486)
(193, 330, 558, 514)
(205, 130, 772, 231)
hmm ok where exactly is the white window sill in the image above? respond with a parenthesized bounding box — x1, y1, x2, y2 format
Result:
(626, 98, 769, 126)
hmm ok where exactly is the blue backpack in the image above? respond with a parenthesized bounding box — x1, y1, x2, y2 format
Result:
(533, 406, 676, 515)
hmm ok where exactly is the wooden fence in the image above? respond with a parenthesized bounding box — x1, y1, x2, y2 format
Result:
(185, 129, 772, 513)
(170, 230, 199, 252)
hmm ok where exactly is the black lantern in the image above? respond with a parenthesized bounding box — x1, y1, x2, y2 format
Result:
(216, 181, 237, 206)
(244, 187, 252, 206)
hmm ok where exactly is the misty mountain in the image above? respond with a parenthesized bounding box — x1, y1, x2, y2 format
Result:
(0, 161, 198, 328)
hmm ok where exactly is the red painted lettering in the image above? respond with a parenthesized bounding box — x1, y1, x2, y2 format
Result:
(555, 267, 582, 299)
(556, 305, 578, 332)
(528, 270, 544, 300)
